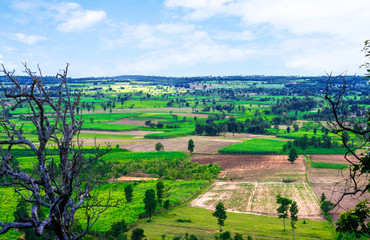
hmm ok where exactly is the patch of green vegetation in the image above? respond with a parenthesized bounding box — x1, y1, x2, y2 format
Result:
(81, 123, 143, 131)
(218, 138, 286, 154)
(310, 162, 348, 170)
(84, 180, 208, 232)
(134, 206, 335, 240)
(144, 127, 195, 139)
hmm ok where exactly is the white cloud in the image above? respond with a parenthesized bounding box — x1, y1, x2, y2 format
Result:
(164, 0, 370, 74)
(12, 1, 107, 32)
(14, 33, 47, 45)
(57, 9, 106, 32)
(214, 30, 254, 41)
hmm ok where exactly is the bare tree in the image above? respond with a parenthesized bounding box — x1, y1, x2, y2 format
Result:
(0, 63, 114, 239)
(318, 41, 369, 208)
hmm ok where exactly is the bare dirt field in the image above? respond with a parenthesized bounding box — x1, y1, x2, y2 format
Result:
(307, 156, 370, 221)
(191, 154, 306, 182)
(124, 136, 242, 153)
(190, 181, 323, 221)
(309, 154, 358, 164)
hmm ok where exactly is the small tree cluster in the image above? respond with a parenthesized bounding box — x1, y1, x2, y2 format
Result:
(276, 195, 299, 239)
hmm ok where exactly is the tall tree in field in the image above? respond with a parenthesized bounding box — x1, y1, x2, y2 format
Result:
(288, 148, 298, 164)
(276, 194, 292, 230)
(0, 64, 114, 239)
(143, 189, 157, 220)
(124, 184, 134, 203)
(188, 139, 195, 153)
(156, 180, 165, 206)
(155, 142, 164, 152)
(213, 202, 227, 232)
(290, 201, 298, 240)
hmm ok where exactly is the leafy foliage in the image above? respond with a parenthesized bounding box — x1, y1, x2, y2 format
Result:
(213, 202, 227, 232)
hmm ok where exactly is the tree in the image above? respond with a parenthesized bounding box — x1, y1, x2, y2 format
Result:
(124, 184, 134, 203)
(336, 199, 370, 238)
(276, 194, 292, 230)
(213, 202, 227, 232)
(188, 139, 195, 153)
(319, 193, 334, 215)
(292, 123, 299, 132)
(318, 40, 370, 237)
(288, 148, 298, 164)
(234, 233, 244, 240)
(155, 142, 164, 152)
(216, 231, 231, 240)
(297, 134, 309, 155)
(143, 189, 157, 220)
(290, 201, 298, 240)
(106, 219, 128, 239)
(0, 64, 114, 239)
(156, 180, 165, 206)
(131, 228, 145, 240)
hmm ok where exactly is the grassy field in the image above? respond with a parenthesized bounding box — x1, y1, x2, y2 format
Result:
(133, 206, 335, 240)
(310, 162, 348, 169)
(218, 138, 286, 154)
(0, 180, 208, 239)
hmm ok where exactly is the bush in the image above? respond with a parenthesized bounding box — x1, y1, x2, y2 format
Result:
(131, 228, 145, 240)
(176, 218, 192, 223)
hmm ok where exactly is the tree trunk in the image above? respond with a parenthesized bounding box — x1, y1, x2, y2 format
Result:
(283, 219, 285, 231)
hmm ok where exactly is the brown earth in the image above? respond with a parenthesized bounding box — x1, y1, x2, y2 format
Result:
(307, 156, 370, 222)
(191, 154, 305, 182)
(308, 154, 358, 164)
(124, 136, 242, 153)
(190, 181, 323, 221)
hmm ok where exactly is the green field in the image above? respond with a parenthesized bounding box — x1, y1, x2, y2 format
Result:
(218, 138, 287, 154)
(133, 206, 335, 240)
(310, 162, 349, 169)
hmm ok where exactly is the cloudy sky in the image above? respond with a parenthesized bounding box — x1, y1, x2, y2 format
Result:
(0, 0, 369, 77)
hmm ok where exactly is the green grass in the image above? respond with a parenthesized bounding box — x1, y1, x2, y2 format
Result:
(133, 206, 335, 240)
(82, 180, 208, 232)
(144, 127, 195, 139)
(310, 162, 348, 169)
(102, 151, 187, 162)
(218, 138, 286, 154)
(81, 122, 143, 131)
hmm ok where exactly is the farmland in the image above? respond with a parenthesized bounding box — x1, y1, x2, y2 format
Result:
(0, 74, 368, 239)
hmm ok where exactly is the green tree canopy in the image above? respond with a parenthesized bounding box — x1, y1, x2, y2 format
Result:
(213, 202, 227, 232)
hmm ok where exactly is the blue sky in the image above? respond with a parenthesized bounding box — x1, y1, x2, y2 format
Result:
(0, 0, 369, 77)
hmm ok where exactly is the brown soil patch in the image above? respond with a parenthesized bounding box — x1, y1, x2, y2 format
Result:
(309, 154, 358, 164)
(307, 156, 370, 222)
(124, 135, 242, 153)
(109, 176, 158, 183)
(190, 181, 323, 221)
(191, 154, 305, 182)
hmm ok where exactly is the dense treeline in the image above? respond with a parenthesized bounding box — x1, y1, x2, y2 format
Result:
(195, 116, 270, 136)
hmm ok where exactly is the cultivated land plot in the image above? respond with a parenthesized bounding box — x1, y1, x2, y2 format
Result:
(190, 181, 323, 221)
(108, 119, 164, 125)
(191, 154, 305, 182)
(307, 155, 370, 221)
(309, 154, 358, 164)
(123, 135, 243, 153)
